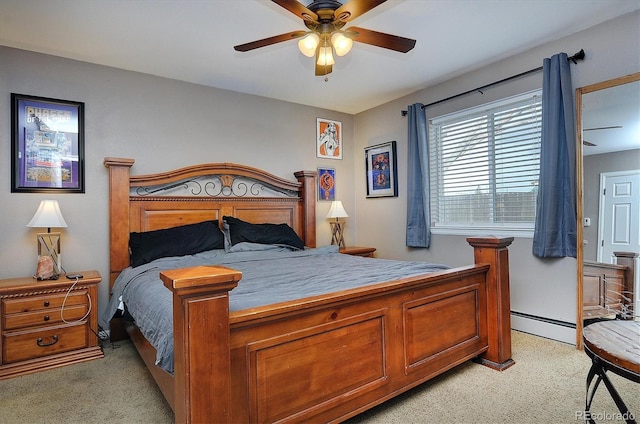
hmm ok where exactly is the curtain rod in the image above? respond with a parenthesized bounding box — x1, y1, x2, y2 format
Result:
(401, 49, 585, 116)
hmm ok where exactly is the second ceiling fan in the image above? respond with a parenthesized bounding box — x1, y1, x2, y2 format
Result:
(234, 0, 416, 76)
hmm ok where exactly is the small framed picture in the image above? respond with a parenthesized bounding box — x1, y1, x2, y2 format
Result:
(365, 141, 398, 198)
(11, 93, 85, 193)
(316, 118, 342, 160)
(317, 167, 336, 201)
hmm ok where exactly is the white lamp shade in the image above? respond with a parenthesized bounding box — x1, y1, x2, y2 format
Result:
(326, 200, 349, 219)
(27, 200, 68, 229)
(316, 46, 335, 66)
(331, 32, 353, 56)
(298, 32, 320, 57)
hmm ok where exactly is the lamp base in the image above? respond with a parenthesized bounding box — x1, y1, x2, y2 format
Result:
(34, 255, 60, 280)
(329, 221, 346, 249)
(35, 232, 62, 277)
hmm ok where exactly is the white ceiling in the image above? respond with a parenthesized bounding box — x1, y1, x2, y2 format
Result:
(582, 78, 640, 156)
(1, 0, 638, 115)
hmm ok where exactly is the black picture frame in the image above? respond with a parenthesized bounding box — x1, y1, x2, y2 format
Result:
(11, 93, 85, 193)
(365, 141, 398, 198)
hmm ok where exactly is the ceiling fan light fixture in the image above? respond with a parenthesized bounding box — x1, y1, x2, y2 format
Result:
(331, 32, 353, 56)
(317, 46, 335, 66)
(298, 32, 320, 57)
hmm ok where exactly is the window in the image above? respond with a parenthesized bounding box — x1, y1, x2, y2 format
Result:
(428, 91, 542, 236)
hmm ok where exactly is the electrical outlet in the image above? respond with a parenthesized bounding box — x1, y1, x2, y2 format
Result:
(583, 217, 591, 227)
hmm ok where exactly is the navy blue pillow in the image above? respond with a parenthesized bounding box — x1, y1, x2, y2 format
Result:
(129, 220, 225, 267)
(223, 216, 304, 250)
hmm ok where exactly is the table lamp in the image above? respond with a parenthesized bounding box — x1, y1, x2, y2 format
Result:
(27, 200, 68, 279)
(326, 200, 348, 248)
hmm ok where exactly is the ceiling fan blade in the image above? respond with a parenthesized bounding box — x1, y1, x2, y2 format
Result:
(271, 0, 318, 22)
(346, 26, 416, 53)
(583, 125, 623, 131)
(334, 0, 387, 23)
(234, 30, 307, 52)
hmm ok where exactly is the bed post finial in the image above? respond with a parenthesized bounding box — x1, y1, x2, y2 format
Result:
(467, 236, 515, 371)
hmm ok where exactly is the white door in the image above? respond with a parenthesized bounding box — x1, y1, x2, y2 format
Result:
(598, 170, 640, 263)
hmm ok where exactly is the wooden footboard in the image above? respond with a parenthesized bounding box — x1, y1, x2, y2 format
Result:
(161, 237, 513, 424)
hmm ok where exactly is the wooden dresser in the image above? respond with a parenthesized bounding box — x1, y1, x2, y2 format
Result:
(0, 271, 103, 379)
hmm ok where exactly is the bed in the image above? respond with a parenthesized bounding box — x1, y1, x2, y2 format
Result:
(104, 157, 515, 424)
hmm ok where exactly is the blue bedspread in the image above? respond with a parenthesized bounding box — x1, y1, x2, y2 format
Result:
(103, 245, 449, 373)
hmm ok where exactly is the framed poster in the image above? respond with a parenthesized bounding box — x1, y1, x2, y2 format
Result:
(317, 167, 336, 201)
(11, 93, 85, 193)
(316, 118, 342, 160)
(365, 141, 398, 198)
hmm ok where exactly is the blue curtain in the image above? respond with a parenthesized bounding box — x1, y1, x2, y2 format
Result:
(406, 103, 431, 248)
(532, 53, 577, 258)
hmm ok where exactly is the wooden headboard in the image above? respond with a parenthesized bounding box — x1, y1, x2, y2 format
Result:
(104, 158, 317, 289)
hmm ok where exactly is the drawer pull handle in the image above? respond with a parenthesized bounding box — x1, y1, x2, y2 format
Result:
(44, 315, 50, 321)
(36, 335, 58, 347)
(44, 301, 50, 307)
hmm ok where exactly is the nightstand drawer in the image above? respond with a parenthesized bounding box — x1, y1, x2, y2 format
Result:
(3, 323, 88, 364)
(4, 304, 88, 330)
(3, 291, 87, 315)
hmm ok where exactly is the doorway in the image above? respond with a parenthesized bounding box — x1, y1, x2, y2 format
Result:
(598, 170, 640, 263)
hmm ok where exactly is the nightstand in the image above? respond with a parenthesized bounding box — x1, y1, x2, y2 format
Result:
(0, 271, 104, 380)
(339, 246, 376, 258)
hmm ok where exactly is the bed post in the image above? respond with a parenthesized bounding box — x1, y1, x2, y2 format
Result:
(294, 170, 317, 248)
(467, 236, 515, 370)
(160, 266, 242, 424)
(104, 157, 135, 285)
(104, 158, 135, 341)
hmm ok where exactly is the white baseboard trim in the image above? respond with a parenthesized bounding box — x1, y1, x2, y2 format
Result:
(511, 312, 576, 345)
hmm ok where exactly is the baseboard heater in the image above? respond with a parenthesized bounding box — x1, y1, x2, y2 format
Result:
(511, 311, 577, 344)
(511, 311, 576, 329)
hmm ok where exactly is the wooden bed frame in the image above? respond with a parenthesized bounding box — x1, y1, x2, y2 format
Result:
(104, 157, 515, 424)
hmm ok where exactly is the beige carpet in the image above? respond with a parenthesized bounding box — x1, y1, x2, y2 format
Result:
(0, 330, 637, 424)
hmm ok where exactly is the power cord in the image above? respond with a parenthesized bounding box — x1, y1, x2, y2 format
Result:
(60, 276, 91, 324)
(61, 276, 120, 350)
(91, 324, 120, 350)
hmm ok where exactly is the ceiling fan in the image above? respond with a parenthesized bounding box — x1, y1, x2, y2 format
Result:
(582, 125, 623, 146)
(233, 0, 416, 77)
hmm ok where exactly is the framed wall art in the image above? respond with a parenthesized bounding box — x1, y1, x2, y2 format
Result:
(317, 167, 336, 201)
(316, 118, 342, 160)
(11, 93, 85, 193)
(365, 141, 398, 198)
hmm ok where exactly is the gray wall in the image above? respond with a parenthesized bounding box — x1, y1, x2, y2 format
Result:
(0, 47, 355, 326)
(353, 11, 639, 343)
(583, 149, 640, 261)
(1, 11, 638, 342)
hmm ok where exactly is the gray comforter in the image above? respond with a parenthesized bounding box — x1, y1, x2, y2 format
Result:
(103, 245, 449, 373)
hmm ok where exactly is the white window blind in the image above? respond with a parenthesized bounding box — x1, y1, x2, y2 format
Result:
(428, 91, 542, 235)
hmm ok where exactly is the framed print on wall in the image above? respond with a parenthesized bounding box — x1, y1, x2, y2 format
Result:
(11, 93, 85, 193)
(317, 167, 336, 201)
(316, 118, 342, 160)
(365, 141, 398, 198)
